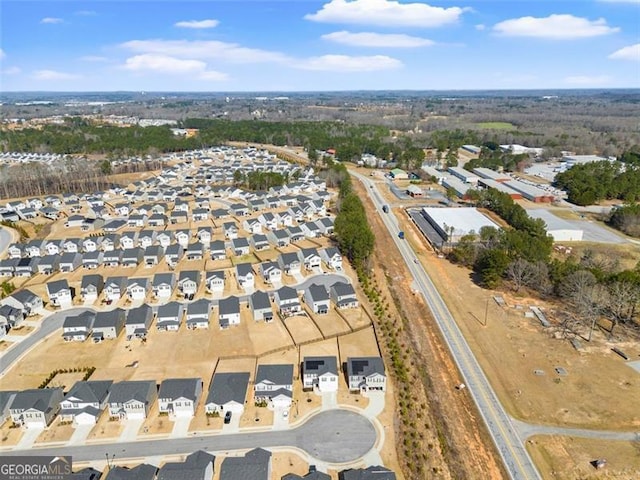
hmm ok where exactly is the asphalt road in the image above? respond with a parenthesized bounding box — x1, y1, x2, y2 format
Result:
(0, 226, 13, 256)
(4, 409, 377, 464)
(353, 171, 541, 480)
(0, 307, 93, 375)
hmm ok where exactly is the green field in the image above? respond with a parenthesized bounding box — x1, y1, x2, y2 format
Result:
(474, 121, 516, 130)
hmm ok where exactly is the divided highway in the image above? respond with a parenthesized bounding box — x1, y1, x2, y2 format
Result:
(354, 172, 541, 480)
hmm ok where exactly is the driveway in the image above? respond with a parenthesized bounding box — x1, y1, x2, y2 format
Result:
(5, 410, 377, 465)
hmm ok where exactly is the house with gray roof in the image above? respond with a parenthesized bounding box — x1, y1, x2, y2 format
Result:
(156, 231, 173, 248)
(44, 240, 63, 256)
(315, 217, 334, 236)
(104, 276, 127, 303)
(274, 286, 301, 317)
(254, 364, 293, 408)
(157, 450, 215, 480)
(15, 256, 40, 277)
(236, 263, 255, 290)
(0, 257, 19, 277)
(302, 356, 338, 393)
(125, 304, 153, 338)
(0, 391, 17, 424)
(178, 270, 200, 298)
(60, 380, 112, 425)
(269, 229, 290, 247)
(10, 387, 63, 429)
(209, 240, 227, 260)
(156, 301, 183, 331)
(127, 277, 150, 302)
(304, 284, 330, 315)
(82, 250, 103, 270)
(287, 225, 305, 242)
(330, 282, 358, 309)
(47, 279, 73, 308)
(299, 248, 321, 271)
(0, 304, 22, 330)
(186, 299, 211, 330)
(165, 243, 184, 268)
(205, 270, 225, 294)
(219, 448, 271, 480)
(121, 247, 143, 268)
(152, 272, 175, 300)
(119, 232, 138, 250)
(58, 252, 82, 273)
(138, 230, 157, 249)
(108, 380, 157, 420)
(249, 291, 273, 323)
(144, 245, 164, 267)
(223, 221, 239, 239)
(37, 254, 59, 275)
(104, 464, 157, 480)
(186, 242, 204, 261)
(218, 295, 240, 329)
(205, 372, 250, 414)
(347, 357, 386, 393)
(251, 233, 270, 251)
(62, 311, 95, 342)
(340, 466, 396, 480)
(260, 261, 282, 285)
(91, 309, 126, 342)
(320, 247, 342, 271)
(231, 237, 251, 256)
(158, 378, 203, 418)
(103, 249, 123, 268)
(196, 226, 212, 244)
(278, 252, 301, 276)
(62, 238, 82, 253)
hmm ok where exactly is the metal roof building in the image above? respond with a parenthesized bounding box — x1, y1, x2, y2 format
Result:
(421, 207, 500, 243)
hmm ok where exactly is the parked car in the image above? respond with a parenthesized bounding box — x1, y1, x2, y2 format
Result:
(224, 411, 232, 424)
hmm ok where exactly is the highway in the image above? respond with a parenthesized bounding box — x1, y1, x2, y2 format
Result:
(353, 172, 541, 480)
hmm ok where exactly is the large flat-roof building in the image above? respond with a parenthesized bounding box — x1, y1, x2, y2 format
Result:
(421, 207, 500, 243)
(472, 167, 511, 183)
(478, 178, 522, 200)
(526, 209, 583, 242)
(504, 180, 556, 203)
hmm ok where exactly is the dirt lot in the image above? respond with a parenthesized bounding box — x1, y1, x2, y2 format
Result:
(307, 309, 351, 338)
(338, 327, 381, 358)
(35, 419, 74, 444)
(526, 436, 640, 479)
(45, 371, 88, 391)
(0, 424, 23, 446)
(87, 413, 123, 441)
(283, 315, 323, 344)
(140, 401, 173, 437)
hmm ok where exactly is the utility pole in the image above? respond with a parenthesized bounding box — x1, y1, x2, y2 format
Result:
(484, 297, 490, 326)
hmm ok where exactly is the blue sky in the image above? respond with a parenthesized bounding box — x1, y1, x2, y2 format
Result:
(1, 0, 638, 91)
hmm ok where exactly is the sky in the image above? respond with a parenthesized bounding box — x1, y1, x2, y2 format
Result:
(0, 0, 639, 91)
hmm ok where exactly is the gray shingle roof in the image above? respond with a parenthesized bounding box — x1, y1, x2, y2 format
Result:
(304, 356, 338, 376)
(104, 464, 157, 480)
(206, 372, 250, 406)
(65, 380, 112, 404)
(158, 378, 201, 403)
(255, 364, 293, 386)
(157, 450, 215, 480)
(220, 448, 271, 480)
(250, 291, 271, 311)
(347, 357, 385, 378)
(109, 380, 156, 404)
(219, 295, 240, 316)
(341, 466, 396, 480)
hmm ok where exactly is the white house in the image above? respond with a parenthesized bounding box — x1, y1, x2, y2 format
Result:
(158, 378, 202, 418)
(302, 356, 339, 393)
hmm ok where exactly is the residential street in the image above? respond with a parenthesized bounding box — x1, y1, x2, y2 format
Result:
(4, 409, 377, 465)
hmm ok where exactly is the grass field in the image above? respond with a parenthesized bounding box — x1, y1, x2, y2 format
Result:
(475, 121, 516, 130)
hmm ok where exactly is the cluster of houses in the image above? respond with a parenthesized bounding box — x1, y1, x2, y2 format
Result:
(71, 452, 396, 480)
(1, 355, 385, 431)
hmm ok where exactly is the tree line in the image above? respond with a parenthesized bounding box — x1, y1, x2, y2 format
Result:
(554, 158, 640, 205)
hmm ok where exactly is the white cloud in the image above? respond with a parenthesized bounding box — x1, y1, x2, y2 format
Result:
(1, 66, 21, 75)
(174, 19, 219, 29)
(493, 14, 619, 39)
(322, 31, 434, 47)
(32, 70, 79, 80)
(79, 55, 109, 63)
(475, 24, 486, 31)
(609, 43, 640, 61)
(564, 75, 612, 86)
(123, 54, 208, 74)
(305, 0, 467, 28)
(120, 39, 290, 64)
(75, 10, 96, 16)
(122, 54, 228, 81)
(298, 54, 402, 71)
(40, 17, 63, 24)
(0, 48, 5, 59)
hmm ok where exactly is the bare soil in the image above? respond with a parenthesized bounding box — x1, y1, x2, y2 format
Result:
(526, 436, 640, 480)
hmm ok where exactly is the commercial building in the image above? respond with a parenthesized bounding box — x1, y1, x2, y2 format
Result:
(421, 207, 500, 244)
(526, 209, 583, 242)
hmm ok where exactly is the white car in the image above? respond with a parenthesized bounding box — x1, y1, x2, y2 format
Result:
(282, 410, 289, 418)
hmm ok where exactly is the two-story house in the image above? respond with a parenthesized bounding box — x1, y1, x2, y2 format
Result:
(254, 364, 293, 408)
(302, 356, 338, 393)
(346, 357, 387, 393)
(59, 380, 113, 425)
(158, 378, 202, 418)
(108, 380, 157, 420)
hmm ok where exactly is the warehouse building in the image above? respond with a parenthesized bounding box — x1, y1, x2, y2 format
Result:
(472, 167, 511, 183)
(442, 177, 476, 200)
(526, 209, 583, 242)
(447, 167, 479, 184)
(478, 178, 523, 200)
(504, 180, 556, 203)
(421, 207, 500, 244)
